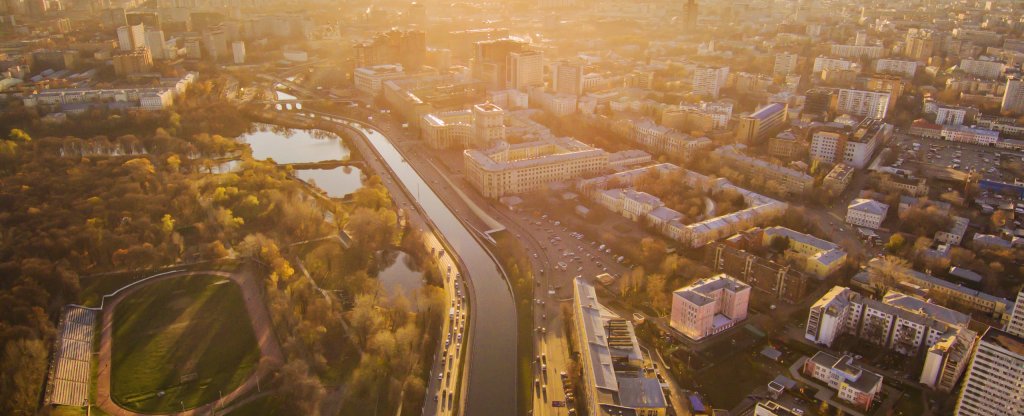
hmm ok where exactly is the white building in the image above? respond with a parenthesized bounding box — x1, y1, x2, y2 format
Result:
(813, 56, 855, 74)
(353, 64, 407, 95)
(803, 352, 883, 411)
(836, 89, 890, 119)
(959, 58, 1006, 80)
(670, 274, 750, 340)
(875, 59, 918, 78)
(809, 119, 891, 169)
(941, 125, 999, 146)
(774, 53, 798, 76)
(421, 104, 506, 149)
(551, 60, 584, 96)
(231, 41, 246, 64)
(935, 106, 968, 126)
(464, 136, 608, 198)
(846, 198, 888, 229)
(953, 328, 1024, 416)
(935, 216, 969, 246)
(1002, 77, 1024, 114)
(1006, 291, 1024, 338)
(830, 44, 885, 59)
(693, 65, 729, 99)
(117, 23, 145, 52)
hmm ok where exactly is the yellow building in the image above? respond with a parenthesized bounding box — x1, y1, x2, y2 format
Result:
(763, 226, 846, 277)
(464, 136, 608, 198)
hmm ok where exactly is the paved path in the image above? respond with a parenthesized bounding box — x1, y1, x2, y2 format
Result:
(95, 269, 284, 416)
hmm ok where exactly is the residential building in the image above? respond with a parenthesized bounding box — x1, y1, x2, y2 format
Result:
(823, 163, 854, 195)
(713, 145, 812, 194)
(464, 136, 608, 198)
(231, 41, 245, 64)
(754, 401, 803, 416)
(960, 58, 1005, 80)
(1007, 291, 1024, 338)
(836, 88, 890, 119)
(920, 328, 976, 393)
(774, 53, 798, 76)
(692, 65, 728, 99)
(864, 74, 904, 110)
(953, 328, 1024, 416)
(905, 29, 935, 61)
(812, 57, 855, 74)
(354, 64, 408, 95)
(670, 274, 750, 340)
(762, 227, 846, 277)
(735, 103, 788, 144)
(803, 352, 882, 411)
(846, 198, 888, 229)
(116, 24, 145, 52)
(573, 278, 668, 416)
(144, 28, 166, 60)
(420, 104, 506, 149)
(830, 44, 885, 59)
(508, 50, 543, 90)
(875, 59, 918, 78)
(202, 25, 228, 61)
(936, 106, 968, 126)
(1002, 77, 1024, 115)
(809, 119, 891, 169)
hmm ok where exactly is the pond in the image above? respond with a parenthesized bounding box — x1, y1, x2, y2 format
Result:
(377, 251, 424, 302)
(237, 125, 351, 164)
(294, 166, 364, 198)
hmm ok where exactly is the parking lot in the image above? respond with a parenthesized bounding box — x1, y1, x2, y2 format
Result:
(894, 134, 1024, 182)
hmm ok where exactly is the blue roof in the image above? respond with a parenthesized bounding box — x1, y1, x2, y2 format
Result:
(749, 103, 786, 120)
(688, 394, 706, 412)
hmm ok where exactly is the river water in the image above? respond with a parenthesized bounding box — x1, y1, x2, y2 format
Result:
(336, 119, 518, 416)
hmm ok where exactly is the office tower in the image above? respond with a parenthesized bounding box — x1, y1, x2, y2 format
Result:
(113, 48, 153, 76)
(953, 328, 1024, 415)
(1001, 77, 1024, 115)
(353, 29, 427, 69)
(184, 36, 202, 59)
(117, 23, 146, 51)
(473, 38, 526, 89)
(773, 53, 798, 76)
(232, 40, 245, 64)
(202, 25, 228, 61)
(127, 11, 160, 30)
(684, 0, 697, 28)
(144, 28, 165, 60)
(552, 60, 583, 96)
(508, 50, 543, 90)
(1007, 291, 1024, 338)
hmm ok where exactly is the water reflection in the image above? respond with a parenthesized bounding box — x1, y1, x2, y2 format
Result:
(237, 124, 350, 164)
(377, 251, 424, 307)
(294, 166, 363, 198)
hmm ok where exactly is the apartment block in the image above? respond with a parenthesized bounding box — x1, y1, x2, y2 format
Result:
(692, 65, 729, 98)
(810, 119, 891, 169)
(1006, 291, 1024, 338)
(953, 328, 1024, 416)
(836, 88, 891, 119)
(875, 59, 918, 78)
(670, 274, 750, 340)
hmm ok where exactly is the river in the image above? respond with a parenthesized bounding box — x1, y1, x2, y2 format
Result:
(335, 119, 518, 416)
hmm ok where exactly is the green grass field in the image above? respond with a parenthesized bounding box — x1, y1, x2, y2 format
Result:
(111, 274, 259, 413)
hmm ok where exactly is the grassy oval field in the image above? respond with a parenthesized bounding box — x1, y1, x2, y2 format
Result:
(111, 274, 259, 413)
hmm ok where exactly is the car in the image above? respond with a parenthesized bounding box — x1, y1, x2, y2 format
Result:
(438, 373, 443, 380)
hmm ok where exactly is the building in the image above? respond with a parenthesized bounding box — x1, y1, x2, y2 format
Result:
(936, 106, 968, 126)
(708, 243, 808, 303)
(692, 65, 728, 99)
(354, 64, 408, 95)
(551, 60, 584, 96)
(21, 72, 195, 113)
(670, 274, 750, 340)
(875, 59, 918, 78)
(812, 57, 855, 74)
(144, 28, 166, 60)
(823, 163, 854, 195)
(508, 50, 543, 90)
(754, 401, 803, 416)
(862, 258, 1014, 322)
(953, 328, 1024, 416)
(830, 44, 885, 59)
(713, 145, 812, 194)
(809, 119, 891, 169)
(231, 41, 245, 64)
(353, 29, 427, 69)
(846, 198, 888, 229)
(573, 278, 668, 416)
(935, 216, 969, 246)
(803, 352, 883, 411)
(202, 25, 228, 61)
(804, 88, 835, 119)
(735, 103, 788, 144)
(473, 38, 527, 90)
(768, 131, 800, 158)
(420, 104, 506, 149)
(905, 29, 935, 61)
(116, 24, 145, 52)
(836, 88, 890, 119)
(1008, 292, 1024, 338)
(960, 58, 1005, 80)
(112, 48, 153, 77)
(762, 227, 846, 277)
(920, 327, 976, 393)
(864, 75, 905, 110)
(774, 53, 798, 76)
(879, 172, 929, 197)
(941, 125, 999, 146)
(464, 136, 608, 198)
(1002, 77, 1024, 115)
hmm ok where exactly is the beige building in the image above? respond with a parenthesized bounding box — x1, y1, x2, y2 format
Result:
(823, 163, 854, 194)
(464, 136, 608, 198)
(112, 48, 153, 77)
(953, 328, 1024, 416)
(670, 274, 750, 340)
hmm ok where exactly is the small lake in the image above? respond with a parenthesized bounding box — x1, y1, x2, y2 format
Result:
(377, 251, 424, 301)
(294, 166, 364, 198)
(237, 125, 350, 164)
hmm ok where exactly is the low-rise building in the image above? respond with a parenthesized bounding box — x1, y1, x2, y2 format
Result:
(879, 172, 929, 197)
(809, 119, 891, 169)
(763, 227, 846, 277)
(670, 274, 750, 340)
(713, 145, 813, 194)
(803, 352, 883, 411)
(823, 163, 855, 195)
(941, 125, 999, 146)
(846, 198, 888, 229)
(573, 278, 668, 416)
(420, 103, 506, 149)
(768, 131, 801, 158)
(464, 136, 608, 198)
(935, 216, 969, 246)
